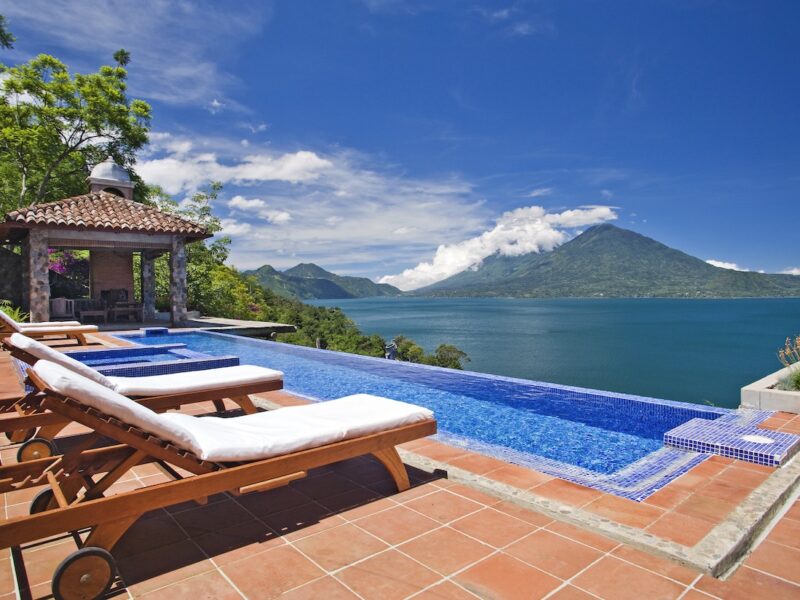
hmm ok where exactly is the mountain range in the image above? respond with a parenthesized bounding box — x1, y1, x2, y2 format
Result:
(244, 263, 402, 299)
(414, 224, 800, 298)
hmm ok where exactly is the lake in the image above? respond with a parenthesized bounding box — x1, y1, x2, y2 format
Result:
(309, 297, 800, 408)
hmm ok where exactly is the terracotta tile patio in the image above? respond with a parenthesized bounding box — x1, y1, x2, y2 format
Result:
(0, 334, 799, 599)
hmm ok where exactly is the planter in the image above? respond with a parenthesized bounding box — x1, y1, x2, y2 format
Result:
(741, 365, 800, 413)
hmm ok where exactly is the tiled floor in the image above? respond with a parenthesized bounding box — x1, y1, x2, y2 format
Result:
(2, 436, 798, 600)
(760, 411, 800, 435)
(0, 340, 799, 599)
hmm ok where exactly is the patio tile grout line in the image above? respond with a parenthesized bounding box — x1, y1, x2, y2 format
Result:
(128, 468, 245, 599)
(399, 447, 800, 577)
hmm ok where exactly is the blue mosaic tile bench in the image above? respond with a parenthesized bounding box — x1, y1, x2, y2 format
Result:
(93, 354, 240, 377)
(664, 418, 800, 467)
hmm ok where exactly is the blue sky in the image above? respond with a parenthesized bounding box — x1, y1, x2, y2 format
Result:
(3, 0, 799, 287)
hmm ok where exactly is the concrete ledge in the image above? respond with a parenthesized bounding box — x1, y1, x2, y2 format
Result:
(741, 365, 800, 413)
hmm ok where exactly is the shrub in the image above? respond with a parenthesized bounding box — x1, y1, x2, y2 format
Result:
(776, 367, 800, 392)
(0, 299, 28, 322)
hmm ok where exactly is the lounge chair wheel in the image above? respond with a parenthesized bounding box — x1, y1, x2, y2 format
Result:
(30, 488, 58, 514)
(52, 547, 116, 600)
(5, 427, 37, 444)
(17, 437, 56, 462)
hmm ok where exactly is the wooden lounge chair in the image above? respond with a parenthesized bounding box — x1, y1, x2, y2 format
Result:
(0, 307, 98, 346)
(0, 361, 436, 600)
(1, 333, 284, 461)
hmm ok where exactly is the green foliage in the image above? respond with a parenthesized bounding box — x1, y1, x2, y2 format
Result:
(776, 367, 800, 392)
(392, 336, 470, 369)
(0, 51, 151, 211)
(0, 299, 27, 322)
(0, 15, 15, 50)
(431, 344, 470, 369)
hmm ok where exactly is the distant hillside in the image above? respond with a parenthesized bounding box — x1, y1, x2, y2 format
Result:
(244, 263, 402, 300)
(416, 224, 800, 298)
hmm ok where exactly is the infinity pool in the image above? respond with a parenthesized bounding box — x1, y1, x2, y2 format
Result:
(118, 330, 732, 499)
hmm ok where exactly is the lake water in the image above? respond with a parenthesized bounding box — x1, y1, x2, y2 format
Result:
(309, 297, 800, 408)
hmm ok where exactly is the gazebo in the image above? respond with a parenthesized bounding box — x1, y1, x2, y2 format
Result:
(0, 159, 211, 325)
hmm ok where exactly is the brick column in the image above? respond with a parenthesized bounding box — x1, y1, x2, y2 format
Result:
(140, 250, 157, 321)
(169, 237, 187, 325)
(27, 230, 50, 322)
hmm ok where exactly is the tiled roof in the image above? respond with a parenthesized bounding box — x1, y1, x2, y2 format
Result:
(3, 192, 209, 237)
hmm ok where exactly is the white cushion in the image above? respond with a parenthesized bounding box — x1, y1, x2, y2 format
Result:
(32, 361, 198, 452)
(0, 309, 21, 332)
(162, 394, 434, 462)
(10, 333, 115, 388)
(108, 365, 283, 397)
(32, 361, 434, 462)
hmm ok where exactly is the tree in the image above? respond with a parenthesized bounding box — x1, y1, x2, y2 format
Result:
(113, 49, 130, 68)
(0, 51, 151, 211)
(0, 16, 14, 50)
(431, 344, 470, 369)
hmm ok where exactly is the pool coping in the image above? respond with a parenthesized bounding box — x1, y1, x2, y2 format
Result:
(396, 447, 800, 578)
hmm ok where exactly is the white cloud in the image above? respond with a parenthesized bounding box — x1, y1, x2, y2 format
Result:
(138, 135, 333, 194)
(219, 219, 252, 236)
(137, 131, 489, 274)
(781, 267, 800, 276)
(3, 1, 268, 106)
(380, 205, 618, 290)
(527, 187, 553, 198)
(601, 189, 614, 199)
(228, 195, 291, 224)
(706, 260, 748, 271)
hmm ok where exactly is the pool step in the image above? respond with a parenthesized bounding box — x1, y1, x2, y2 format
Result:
(664, 418, 800, 467)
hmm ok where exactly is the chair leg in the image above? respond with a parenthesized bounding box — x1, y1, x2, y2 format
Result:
(230, 395, 258, 414)
(372, 447, 410, 492)
(74, 334, 87, 346)
(83, 515, 140, 551)
(212, 399, 227, 413)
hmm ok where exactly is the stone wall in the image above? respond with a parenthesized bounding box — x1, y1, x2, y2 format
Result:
(0, 247, 22, 306)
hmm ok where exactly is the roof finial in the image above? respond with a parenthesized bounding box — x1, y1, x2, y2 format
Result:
(87, 157, 134, 200)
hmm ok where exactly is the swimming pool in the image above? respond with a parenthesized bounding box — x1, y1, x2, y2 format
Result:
(118, 330, 738, 499)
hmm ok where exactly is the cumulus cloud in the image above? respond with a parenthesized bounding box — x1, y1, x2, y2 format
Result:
(380, 205, 618, 290)
(706, 260, 748, 271)
(228, 195, 292, 224)
(138, 136, 332, 194)
(219, 219, 252, 236)
(136, 131, 489, 274)
(781, 267, 800, 276)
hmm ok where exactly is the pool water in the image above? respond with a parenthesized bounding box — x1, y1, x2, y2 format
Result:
(79, 352, 186, 367)
(119, 331, 730, 484)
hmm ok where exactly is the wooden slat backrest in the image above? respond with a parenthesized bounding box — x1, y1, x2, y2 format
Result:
(27, 368, 218, 475)
(1, 338, 38, 367)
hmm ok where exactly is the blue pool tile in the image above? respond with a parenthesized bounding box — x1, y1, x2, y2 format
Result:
(665, 418, 800, 467)
(114, 329, 752, 501)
